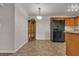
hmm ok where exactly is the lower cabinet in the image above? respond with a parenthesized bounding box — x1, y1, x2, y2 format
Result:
(65, 32, 79, 56)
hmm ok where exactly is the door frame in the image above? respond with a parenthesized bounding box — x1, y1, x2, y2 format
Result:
(28, 19, 36, 42)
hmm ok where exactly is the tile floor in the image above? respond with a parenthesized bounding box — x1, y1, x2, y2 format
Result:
(0, 40, 66, 56)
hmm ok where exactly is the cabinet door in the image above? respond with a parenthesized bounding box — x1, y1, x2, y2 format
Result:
(69, 18, 74, 26)
(65, 18, 70, 26)
(65, 18, 74, 26)
(74, 17, 77, 26)
(74, 17, 79, 26)
(77, 17, 79, 25)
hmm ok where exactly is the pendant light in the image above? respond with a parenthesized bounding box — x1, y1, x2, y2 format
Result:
(36, 8, 42, 20)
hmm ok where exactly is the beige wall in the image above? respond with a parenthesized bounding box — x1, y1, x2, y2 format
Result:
(0, 3, 29, 52)
(0, 3, 15, 52)
(15, 4, 28, 51)
(36, 16, 50, 40)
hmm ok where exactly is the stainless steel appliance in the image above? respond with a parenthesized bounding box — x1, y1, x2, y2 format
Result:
(50, 20, 65, 42)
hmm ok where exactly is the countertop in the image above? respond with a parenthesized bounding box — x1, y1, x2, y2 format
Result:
(65, 30, 79, 34)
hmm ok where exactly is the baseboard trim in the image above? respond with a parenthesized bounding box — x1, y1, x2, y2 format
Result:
(36, 39, 50, 40)
(0, 41, 28, 53)
(0, 51, 15, 53)
(14, 40, 28, 52)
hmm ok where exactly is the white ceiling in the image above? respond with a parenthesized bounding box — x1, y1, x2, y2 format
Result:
(19, 3, 79, 17)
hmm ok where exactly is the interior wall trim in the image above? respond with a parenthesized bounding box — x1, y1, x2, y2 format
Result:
(0, 51, 16, 53)
(14, 40, 28, 53)
(36, 39, 50, 40)
(0, 40, 28, 53)
(49, 15, 79, 18)
(49, 16, 75, 18)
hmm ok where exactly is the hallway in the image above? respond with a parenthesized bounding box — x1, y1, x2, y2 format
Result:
(0, 40, 66, 56)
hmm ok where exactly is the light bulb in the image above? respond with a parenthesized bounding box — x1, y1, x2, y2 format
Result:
(71, 9, 74, 11)
(74, 9, 78, 11)
(36, 16, 42, 20)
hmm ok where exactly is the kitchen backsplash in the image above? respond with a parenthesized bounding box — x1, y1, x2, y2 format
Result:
(74, 26, 79, 31)
(65, 26, 79, 31)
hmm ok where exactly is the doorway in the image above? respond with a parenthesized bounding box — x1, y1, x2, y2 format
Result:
(28, 19, 36, 42)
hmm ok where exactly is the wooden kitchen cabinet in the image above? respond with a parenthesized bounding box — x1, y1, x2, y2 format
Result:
(74, 16, 79, 26)
(65, 18, 74, 26)
(50, 17, 76, 26)
(78, 17, 79, 25)
(65, 32, 79, 56)
(69, 18, 74, 26)
(65, 18, 70, 26)
(50, 17, 65, 20)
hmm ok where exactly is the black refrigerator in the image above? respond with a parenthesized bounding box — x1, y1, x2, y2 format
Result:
(50, 20, 65, 42)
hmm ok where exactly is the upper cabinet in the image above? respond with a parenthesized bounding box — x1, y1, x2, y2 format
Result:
(69, 18, 75, 26)
(65, 18, 70, 26)
(50, 17, 65, 20)
(65, 18, 74, 26)
(78, 17, 79, 25)
(50, 17, 79, 26)
(74, 16, 79, 26)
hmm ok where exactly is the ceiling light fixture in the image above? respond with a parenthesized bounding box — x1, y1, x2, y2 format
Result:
(36, 8, 42, 20)
(67, 4, 79, 12)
